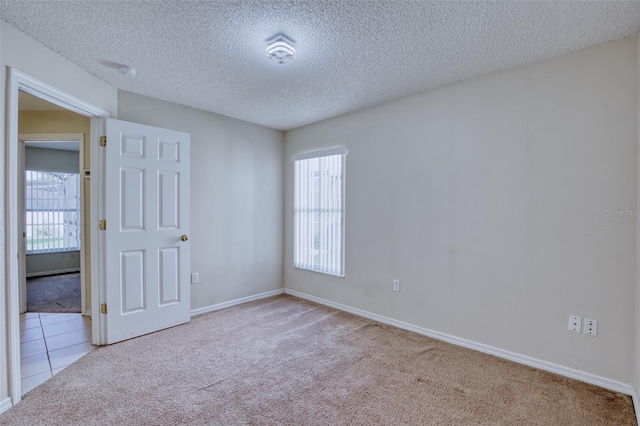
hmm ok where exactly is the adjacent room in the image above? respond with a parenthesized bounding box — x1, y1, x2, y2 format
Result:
(17, 90, 94, 395)
(1, 1, 639, 424)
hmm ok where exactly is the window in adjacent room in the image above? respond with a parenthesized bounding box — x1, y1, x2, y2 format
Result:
(293, 147, 346, 277)
(25, 170, 81, 254)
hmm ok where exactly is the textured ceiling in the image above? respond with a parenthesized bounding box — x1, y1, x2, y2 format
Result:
(1, 1, 639, 131)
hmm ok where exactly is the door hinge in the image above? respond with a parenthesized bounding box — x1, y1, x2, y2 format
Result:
(100, 303, 107, 315)
(99, 136, 107, 147)
(99, 219, 106, 231)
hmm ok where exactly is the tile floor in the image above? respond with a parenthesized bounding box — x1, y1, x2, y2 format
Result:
(20, 312, 94, 395)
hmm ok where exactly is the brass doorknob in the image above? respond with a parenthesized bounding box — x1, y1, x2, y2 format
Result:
(181, 235, 189, 241)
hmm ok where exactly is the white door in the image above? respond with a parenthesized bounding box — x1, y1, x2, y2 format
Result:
(103, 118, 190, 344)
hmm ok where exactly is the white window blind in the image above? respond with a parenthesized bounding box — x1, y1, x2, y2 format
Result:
(293, 148, 346, 277)
(25, 170, 81, 254)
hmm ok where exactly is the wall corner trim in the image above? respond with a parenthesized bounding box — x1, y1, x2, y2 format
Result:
(190, 288, 285, 317)
(632, 389, 640, 426)
(0, 397, 13, 415)
(284, 289, 634, 396)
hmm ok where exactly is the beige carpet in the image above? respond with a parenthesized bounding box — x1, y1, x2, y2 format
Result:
(1, 295, 635, 425)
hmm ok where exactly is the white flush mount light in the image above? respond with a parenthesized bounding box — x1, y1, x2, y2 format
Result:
(266, 34, 296, 64)
(116, 64, 137, 77)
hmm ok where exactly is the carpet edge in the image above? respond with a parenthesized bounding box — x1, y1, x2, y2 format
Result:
(284, 288, 635, 397)
(190, 288, 285, 317)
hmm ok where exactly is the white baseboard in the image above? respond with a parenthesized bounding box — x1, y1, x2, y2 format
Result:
(284, 289, 634, 396)
(191, 288, 285, 317)
(0, 397, 12, 415)
(26, 268, 80, 278)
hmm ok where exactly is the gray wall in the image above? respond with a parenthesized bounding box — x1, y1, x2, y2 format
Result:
(24, 146, 81, 276)
(26, 252, 80, 277)
(25, 146, 79, 173)
(285, 36, 637, 384)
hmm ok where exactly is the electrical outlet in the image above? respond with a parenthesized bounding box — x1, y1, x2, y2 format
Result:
(568, 315, 581, 333)
(583, 318, 598, 336)
(393, 279, 400, 292)
(191, 272, 199, 284)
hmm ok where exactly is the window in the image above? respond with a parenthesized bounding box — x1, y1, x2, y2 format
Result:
(25, 170, 81, 254)
(293, 148, 346, 277)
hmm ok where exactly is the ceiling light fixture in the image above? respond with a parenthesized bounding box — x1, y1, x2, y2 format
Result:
(266, 34, 296, 64)
(116, 64, 137, 77)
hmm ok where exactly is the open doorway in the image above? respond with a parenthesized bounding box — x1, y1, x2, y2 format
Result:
(17, 90, 94, 394)
(6, 68, 110, 406)
(22, 137, 83, 314)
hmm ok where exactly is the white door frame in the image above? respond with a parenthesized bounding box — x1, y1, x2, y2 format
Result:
(5, 68, 109, 405)
(18, 133, 85, 315)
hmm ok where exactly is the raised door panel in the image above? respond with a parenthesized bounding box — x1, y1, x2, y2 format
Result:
(120, 168, 146, 231)
(120, 135, 146, 158)
(158, 140, 180, 162)
(158, 247, 180, 305)
(158, 171, 179, 229)
(120, 250, 146, 314)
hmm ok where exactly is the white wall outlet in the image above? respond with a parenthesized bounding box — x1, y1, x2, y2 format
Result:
(568, 315, 581, 333)
(191, 272, 199, 284)
(393, 279, 400, 292)
(583, 318, 598, 336)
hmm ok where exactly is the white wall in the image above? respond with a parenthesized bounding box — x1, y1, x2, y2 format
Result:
(285, 36, 638, 384)
(0, 21, 118, 409)
(117, 92, 284, 310)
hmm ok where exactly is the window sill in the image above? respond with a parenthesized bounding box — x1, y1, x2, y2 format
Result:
(293, 266, 345, 278)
